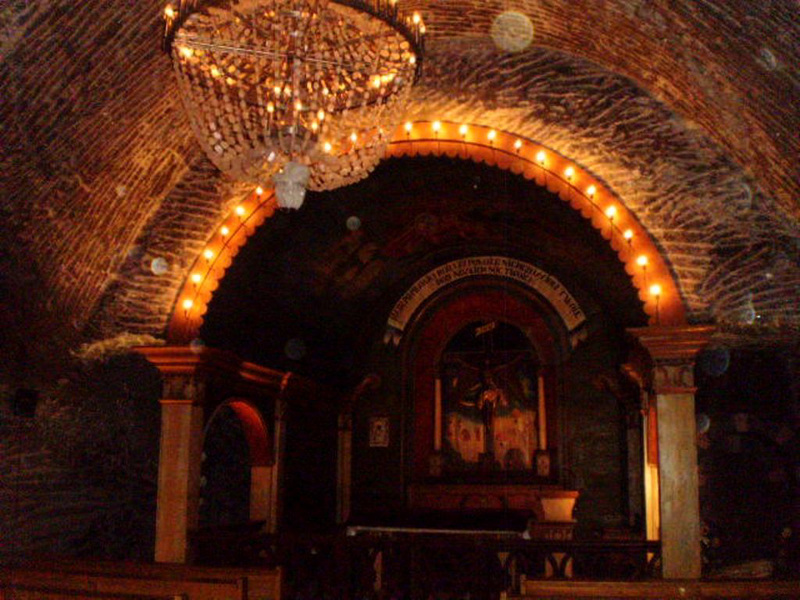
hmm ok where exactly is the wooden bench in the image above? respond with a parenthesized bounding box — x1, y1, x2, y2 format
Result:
(0, 560, 283, 600)
(517, 579, 800, 599)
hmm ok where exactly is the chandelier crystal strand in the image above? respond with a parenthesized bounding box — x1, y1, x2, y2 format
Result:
(165, 0, 423, 206)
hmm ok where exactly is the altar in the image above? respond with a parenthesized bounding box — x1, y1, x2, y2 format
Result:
(408, 483, 579, 541)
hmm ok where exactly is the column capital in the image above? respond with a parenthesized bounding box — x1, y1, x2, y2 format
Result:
(627, 325, 715, 394)
(627, 325, 715, 362)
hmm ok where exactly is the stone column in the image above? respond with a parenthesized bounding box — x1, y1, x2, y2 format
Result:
(250, 465, 273, 525)
(336, 412, 353, 524)
(155, 375, 206, 563)
(267, 396, 287, 534)
(628, 326, 713, 579)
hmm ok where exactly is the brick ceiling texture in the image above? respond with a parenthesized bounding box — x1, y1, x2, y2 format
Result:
(0, 1, 798, 382)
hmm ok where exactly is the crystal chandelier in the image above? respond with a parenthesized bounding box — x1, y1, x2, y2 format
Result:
(163, 0, 425, 208)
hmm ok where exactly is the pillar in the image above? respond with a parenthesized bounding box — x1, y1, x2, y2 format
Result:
(154, 376, 205, 563)
(250, 465, 273, 525)
(628, 326, 713, 579)
(267, 396, 287, 533)
(336, 412, 353, 524)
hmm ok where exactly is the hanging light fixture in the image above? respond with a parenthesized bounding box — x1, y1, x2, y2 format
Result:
(163, 0, 425, 209)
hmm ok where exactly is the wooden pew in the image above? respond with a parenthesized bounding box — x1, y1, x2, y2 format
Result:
(0, 559, 283, 600)
(517, 579, 800, 599)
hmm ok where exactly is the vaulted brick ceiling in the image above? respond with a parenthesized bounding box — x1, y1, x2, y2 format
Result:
(1, 1, 798, 382)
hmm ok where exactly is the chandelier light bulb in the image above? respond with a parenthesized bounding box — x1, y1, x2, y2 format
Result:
(405, 122, 413, 133)
(514, 139, 523, 152)
(164, 5, 176, 19)
(350, 132, 358, 143)
(317, 109, 325, 121)
(183, 298, 194, 310)
(536, 150, 546, 164)
(564, 166, 575, 180)
(412, 12, 421, 24)
(649, 284, 662, 297)
(637, 255, 648, 267)
(488, 129, 497, 142)
(235, 205, 246, 217)
(220, 226, 230, 237)
(432, 120, 441, 133)
(605, 206, 617, 220)
(459, 124, 468, 138)
(190, 273, 202, 284)
(255, 186, 264, 195)
(623, 228, 634, 241)
(587, 185, 597, 198)
(203, 249, 214, 261)
(323, 141, 333, 153)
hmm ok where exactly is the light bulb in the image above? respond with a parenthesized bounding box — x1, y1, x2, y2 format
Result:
(637, 255, 648, 267)
(203, 249, 214, 260)
(350, 132, 357, 143)
(182, 298, 194, 310)
(514, 139, 523, 151)
(605, 206, 617, 219)
(623, 229, 633, 241)
(220, 226, 230, 237)
(587, 185, 597, 197)
(405, 121, 413, 133)
(459, 124, 468, 137)
(432, 120, 441, 133)
(536, 150, 546, 164)
(412, 12, 421, 24)
(164, 5, 176, 19)
(488, 129, 497, 142)
(565, 166, 575, 180)
(190, 273, 202, 284)
(649, 284, 662, 297)
(256, 186, 264, 195)
(235, 205, 245, 217)
(323, 141, 332, 153)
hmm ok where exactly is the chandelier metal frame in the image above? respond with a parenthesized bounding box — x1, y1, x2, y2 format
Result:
(162, 0, 425, 203)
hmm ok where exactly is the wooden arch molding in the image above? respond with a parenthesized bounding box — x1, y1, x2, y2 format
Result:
(167, 121, 687, 342)
(204, 398, 272, 468)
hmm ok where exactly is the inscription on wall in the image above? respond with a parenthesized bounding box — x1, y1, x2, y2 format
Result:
(385, 256, 586, 346)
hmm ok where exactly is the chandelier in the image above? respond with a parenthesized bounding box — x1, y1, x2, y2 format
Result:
(163, 0, 425, 208)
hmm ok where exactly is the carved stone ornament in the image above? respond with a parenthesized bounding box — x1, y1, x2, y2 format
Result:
(652, 359, 696, 395)
(162, 374, 206, 402)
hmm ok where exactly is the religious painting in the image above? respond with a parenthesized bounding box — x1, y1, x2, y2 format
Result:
(440, 321, 540, 473)
(369, 416, 390, 447)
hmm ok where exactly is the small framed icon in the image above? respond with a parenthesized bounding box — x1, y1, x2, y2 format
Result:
(369, 417, 390, 447)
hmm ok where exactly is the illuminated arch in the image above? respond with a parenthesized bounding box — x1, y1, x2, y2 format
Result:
(168, 121, 686, 342)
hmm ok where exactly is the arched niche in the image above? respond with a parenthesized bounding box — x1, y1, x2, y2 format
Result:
(403, 278, 570, 488)
(200, 399, 275, 530)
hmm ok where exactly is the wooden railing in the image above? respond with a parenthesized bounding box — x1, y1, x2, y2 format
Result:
(194, 528, 663, 598)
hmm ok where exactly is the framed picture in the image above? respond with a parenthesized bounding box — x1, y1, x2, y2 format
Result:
(369, 417, 390, 447)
